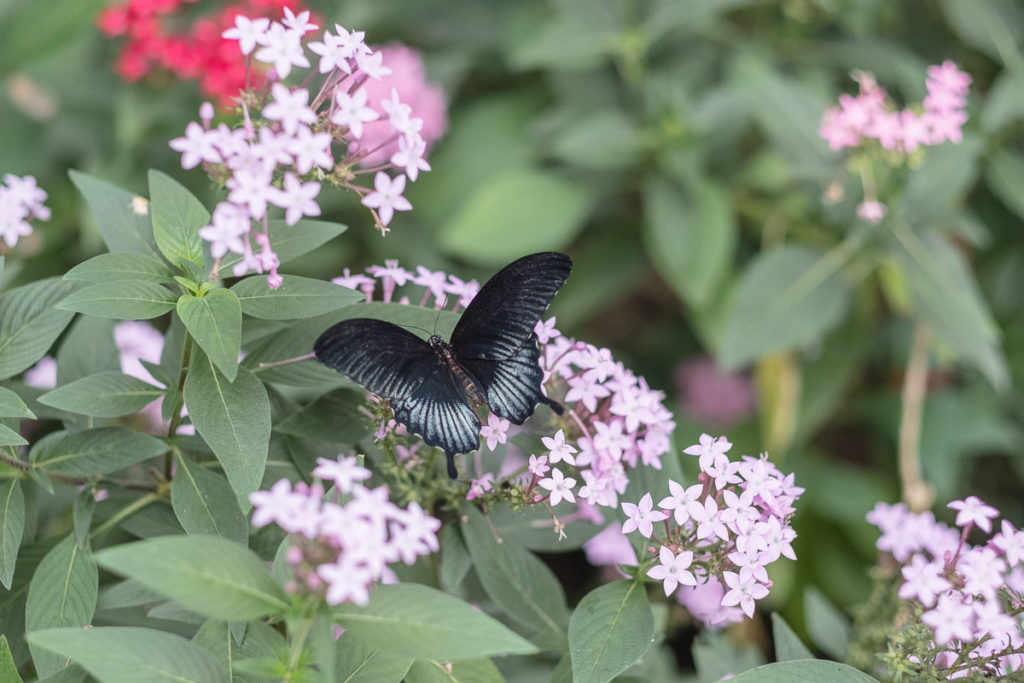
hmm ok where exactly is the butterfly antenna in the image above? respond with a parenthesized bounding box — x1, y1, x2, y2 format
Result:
(432, 294, 448, 334)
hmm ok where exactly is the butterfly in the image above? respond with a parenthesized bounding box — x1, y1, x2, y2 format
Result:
(314, 252, 572, 478)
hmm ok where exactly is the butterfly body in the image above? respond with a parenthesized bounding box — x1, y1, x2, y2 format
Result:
(314, 252, 572, 477)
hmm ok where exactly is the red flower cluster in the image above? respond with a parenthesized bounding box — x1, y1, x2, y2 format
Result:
(97, 0, 312, 107)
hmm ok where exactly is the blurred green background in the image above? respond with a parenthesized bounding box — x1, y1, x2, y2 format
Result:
(3, 0, 1023, 650)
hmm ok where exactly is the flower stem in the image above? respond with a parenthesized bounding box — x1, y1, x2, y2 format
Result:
(899, 322, 933, 512)
(165, 331, 194, 478)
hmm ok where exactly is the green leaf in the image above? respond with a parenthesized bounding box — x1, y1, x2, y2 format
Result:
(192, 619, 282, 683)
(30, 427, 167, 476)
(718, 245, 851, 369)
(65, 252, 174, 284)
(551, 111, 645, 170)
(334, 631, 413, 683)
(804, 587, 850, 660)
(38, 371, 163, 417)
(218, 219, 347, 273)
(0, 423, 26, 447)
(25, 535, 98, 678)
(178, 290, 242, 382)
(68, 170, 160, 258)
(643, 175, 736, 310)
(901, 137, 983, 225)
(406, 658, 503, 682)
(57, 280, 178, 320)
(728, 659, 880, 682)
(0, 480, 25, 590)
(0, 385, 35, 419)
(184, 348, 270, 511)
(938, 0, 1024, 64)
(273, 388, 372, 444)
(55, 315, 120, 386)
(232, 274, 365, 320)
(772, 613, 814, 661)
(981, 67, 1024, 132)
(439, 526, 472, 593)
(95, 535, 288, 621)
(460, 505, 570, 640)
(568, 580, 654, 683)
(438, 168, 594, 265)
(334, 583, 537, 661)
(0, 0, 106, 69)
(148, 170, 209, 270)
(72, 492, 96, 550)
(28, 627, 229, 683)
(0, 635, 23, 683)
(985, 149, 1024, 221)
(171, 454, 248, 544)
(0, 278, 78, 381)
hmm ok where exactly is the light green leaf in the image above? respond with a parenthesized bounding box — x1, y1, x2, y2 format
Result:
(901, 136, 983, 225)
(568, 580, 653, 683)
(985, 149, 1024, 221)
(0, 480, 25, 589)
(334, 583, 537, 661)
(438, 168, 593, 265)
(0, 423, 26, 447)
(772, 613, 815, 661)
(551, 111, 645, 170)
(38, 371, 163, 417)
(25, 535, 98, 678)
(804, 587, 851, 660)
(69, 170, 160, 258)
(171, 454, 248, 544)
(95, 535, 288, 621)
(0, 0, 106, 74)
(0, 278, 78, 381)
(28, 627, 228, 683)
(30, 427, 167, 476)
(178, 290, 242, 382)
(55, 315, 120, 386)
(57, 280, 178, 320)
(218, 219, 347, 272)
(232, 274, 364, 320)
(0, 635, 22, 683)
(65, 252, 174, 284)
(982, 67, 1024, 132)
(0, 385, 35, 419)
(184, 348, 270, 511)
(728, 659, 880, 682)
(334, 631, 413, 683)
(192, 619, 282, 683)
(718, 245, 851, 369)
(148, 170, 209, 270)
(938, 0, 1024, 64)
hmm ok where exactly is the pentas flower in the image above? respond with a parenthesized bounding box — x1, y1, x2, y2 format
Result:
(250, 456, 441, 606)
(0, 174, 49, 250)
(611, 435, 801, 628)
(169, 11, 446, 287)
(867, 497, 1024, 677)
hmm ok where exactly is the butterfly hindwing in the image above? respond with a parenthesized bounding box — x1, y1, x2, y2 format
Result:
(458, 335, 545, 424)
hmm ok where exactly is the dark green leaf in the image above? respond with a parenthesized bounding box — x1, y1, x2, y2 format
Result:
(568, 580, 654, 683)
(439, 526, 472, 593)
(38, 372, 163, 417)
(30, 427, 167, 476)
(192, 619, 282, 683)
(804, 587, 850, 660)
(25, 535, 98, 678)
(57, 280, 178, 320)
(0, 278, 78, 381)
(68, 171, 160, 258)
(938, 0, 1024, 63)
(0, 480, 24, 589)
(148, 170, 209, 270)
(178, 290, 242, 381)
(218, 219, 347, 273)
(334, 631, 413, 683)
(171, 454, 248, 544)
(232, 274, 364, 320)
(28, 626, 229, 683)
(72, 492, 95, 551)
(55, 315, 120, 386)
(334, 583, 537, 661)
(65, 252, 174, 284)
(184, 348, 270, 511)
(0, 385, 35, 419)
(981, 67, 1024, 132)
(273, 388, 372, 444)
(95, 535, 288, 621)
(985, 149, 1024, 221)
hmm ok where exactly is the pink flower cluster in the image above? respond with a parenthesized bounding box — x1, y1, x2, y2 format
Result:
(615, 435, 802, 627)
(250, 455, 441, 606)
(170, 9, 446, 287)
(0, 174, 49, 249)
(868, 497, 1024, 675)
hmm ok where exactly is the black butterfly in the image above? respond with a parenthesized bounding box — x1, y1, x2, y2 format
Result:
(314, 252, 572, 478)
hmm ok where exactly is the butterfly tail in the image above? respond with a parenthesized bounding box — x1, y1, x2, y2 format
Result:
(445, 452, 458, 479)
(540, 394, 564, 415)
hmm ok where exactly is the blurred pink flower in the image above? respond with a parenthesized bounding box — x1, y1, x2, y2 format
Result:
(674, 355, 756, 428)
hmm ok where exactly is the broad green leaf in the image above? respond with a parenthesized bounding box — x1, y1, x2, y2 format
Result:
(643, 175, 736, 310)
(38, 371, 163, 417)
(192, 619, 282, 683)
(901, 136, 983, 225)
(184, 348, 270, 511)
(72, 492, 96, 551)
(438, 168, 593, 265)
(57, 280, 178, 320)
(0, 278, 78, 381)
(460, 505, 570, 640)
(218, 219, 347, 273)
(568, 580, 653, 683)
(178, 290, 242, 381)
(718, 245, 851, 369)
(405, 658, 503, 682)
(231, 274, 365, 320)
(0, 385, 34, 419)
(551, 111, 645, 170)
(55, 315, 120, 386)
(68, 170, 160, 258)
(334, 631, 413, 683)
(0, 0, 106, 70)
(95, 535, 288, 621)
(439, 526, 472, 593)
(804, 587, 850, 660)
(0, 480, 24, 589)
(487, 502, 600, 552)
(65, 252, 174, 284)
(334, 583, 537, 661)
(0, 635, 22, 683)
(25, 535, 98, 678)
(508, 6, 620, 71)
(981, 67, 1024, 132)
(772, 613, 814, 661)
(985, 149, 1024, 221)
(28, 627, 228, 683)
(938, 0, 1024, 64)
(273, 388, 372, 444)
(30, 427, 167, 476)
(171, 454, 248, 544)
(0, 423, 26, 446)
(728, 659, 880, 682)
(148, 170, 208, 270)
